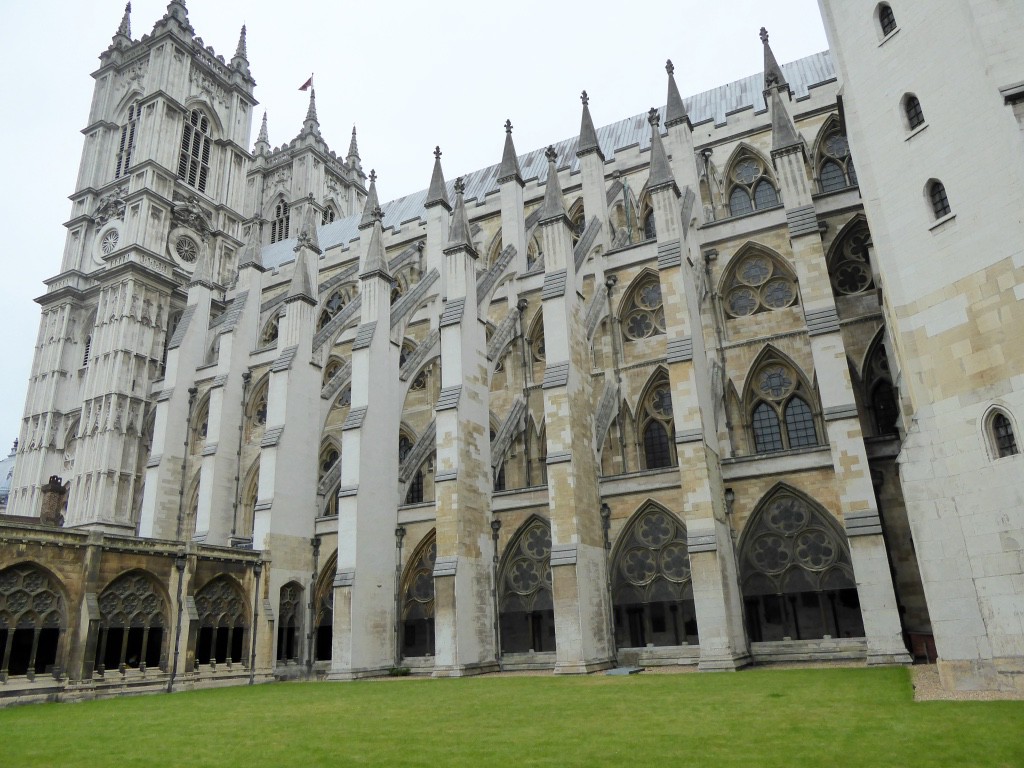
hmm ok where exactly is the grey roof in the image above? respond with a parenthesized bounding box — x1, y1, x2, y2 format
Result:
(261, 51, 835, 269)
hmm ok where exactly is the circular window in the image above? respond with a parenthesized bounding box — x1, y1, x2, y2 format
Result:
(100, 229, 120, 255)
(175, 237, 198, 264)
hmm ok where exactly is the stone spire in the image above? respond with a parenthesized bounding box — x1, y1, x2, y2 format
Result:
(238, 221, 265, 271)
(359, 170, 379, 230)
(646, 109, 676, 192)
(446, 178, 476, 255)
(115, 2, 132, 39)
(295, 196, 322, 255)
(576, 91, 604, 160)
(539, 146, 567, 222)
(760, 28, 801, 151)
(234, 24, 247, 60)
(302, 88, 320, 136)
(760, 27, 789, 94)
(425, 146, 452, 211)
(347, 127, 360, 159)
(254, 112, 270, 155)
(360, 207, 391, 280)
(664, 60, 690, 128)
(497, 120, 523, 186)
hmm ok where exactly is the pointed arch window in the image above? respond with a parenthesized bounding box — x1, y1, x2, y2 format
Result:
(611, 506, 696, 648)
(238, 461, 259, 537)
(723, 249, 799, 318)
(194, 577, 248, 666)
(276, 582, 303, 664)
(260, 314, 279, 347)
(115, 101, 141, 179)
(621, 273, 666, 341)
(640, 378, 676, 469)
(988, 411, 1019, 459)
(270, 200, 290, 244)
(740, 489, 864, 642)
(498, 518, 555, 654)
(746, 358, 820, 454)
(177, 108, 212, 193)
(0, 563, 67, 678)
(827, 220, 874, 297)
(95, 572, 167, 673)
(400, 534, 436, 658)
(864, 337, 898, 436)
(816, 128, 857, 193)
(318, 287, 351, 331)
(903, 95, 925, 130)
(727, 155, 780, 217)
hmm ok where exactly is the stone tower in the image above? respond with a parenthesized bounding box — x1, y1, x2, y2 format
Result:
(8, 2, 257, 531)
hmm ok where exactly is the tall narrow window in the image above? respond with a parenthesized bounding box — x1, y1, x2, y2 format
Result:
(904, 95, 925, 130)
(752, 402, 783, 453)
(321, 206, 335, 225)
(82, 335, 92, 368)
(115, 102, 140, 179)
(642, 210, 657, 241)
(992, 413, 1018, 458)
(878, 4, 897, 35)
(784, 397, 817, 448)
(270, 200, 289, 244)
(177, 109, 211, 193)
(929, 180, 951, 218)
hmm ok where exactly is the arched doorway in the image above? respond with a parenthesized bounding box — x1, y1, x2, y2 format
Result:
(498, 517, 555, 654)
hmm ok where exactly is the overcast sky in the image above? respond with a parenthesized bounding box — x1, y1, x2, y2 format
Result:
(0, 0, 828, 449)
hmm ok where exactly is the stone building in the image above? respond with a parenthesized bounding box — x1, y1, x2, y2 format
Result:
(1, 0, 1019, 703)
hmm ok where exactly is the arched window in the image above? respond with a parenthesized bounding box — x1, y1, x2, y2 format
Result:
(740, 488, 864, 642)
(526, 235, 542, 271)
(722, 248, 800, 318)
(245, 378, 269, 444)
(878, 3, 897, 35)
(904, 95, 925, 130)
(276, 582, 303, 664)
(321, 206, 336, 226)
(746, 355, 820, 454)
(238, 461, 259, 538)
(928, 180, 951, 218)
(400, 533, 436, 658)
(317, 288, 352, 331)
(115, 101, 141, 179)
(177, 108, 212, 193)
(260, 314, 279, 347)
(312, 553, 335, 662)
(319, 442, 340, 517)
(0, 563, 67, 678)
(323, 357, 343, 387)
(863, 334, 899, 436)
(826, 219, 874, 297)
(816, 124, 857, 193)
(990, 411, 1019, 458)
(95, 571, 167, 673)
(621, 272, 666, 341)
(639, 375, 675, 469)
(194, 577, 248, 666)
(568, 201, 586, 246)
(406, 470, 425, 505)
(611, 505, 696, 648)
(727, 153, 780, 216)
(398, 433, 414, 463)
(270, 200, 290, 244)
(498, 517, 555, 654)
(190, 396, 210, 455)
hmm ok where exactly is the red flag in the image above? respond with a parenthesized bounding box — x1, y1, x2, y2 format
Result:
(298, 75, 313, 91)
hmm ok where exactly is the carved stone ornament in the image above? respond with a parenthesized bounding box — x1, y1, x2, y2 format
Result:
(92, 186, 129, 226)
(171, 195, 213, 239)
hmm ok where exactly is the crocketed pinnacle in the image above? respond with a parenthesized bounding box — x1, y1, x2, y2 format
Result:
(360, 208, 391, 281)
(295, 197, 322, 255)
(302, 88, 320, 135)
(286, 247, 316, 304)
(255, 111, 269, 149)
(539, 146, 567, 221)
(577, 90, 603, 160)
(238, 221, 264, 271)
(234, 24, 247, 60)
(664, 59, 689, 128)
(646, 109, 676, 193)
(347, 126, 360, 160)
(425, 146, 452, 211)
(445, 178, 475, 255)
(497, 119, 523, 185)
(760, 27, 788, 92)
(359, 170, 380, 230)
(116, 3, 131, 38)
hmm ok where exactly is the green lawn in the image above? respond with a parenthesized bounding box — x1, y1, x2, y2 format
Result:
(2, 667, 1022, 767)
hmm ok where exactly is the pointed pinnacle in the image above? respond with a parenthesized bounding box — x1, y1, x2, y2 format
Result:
(446, 177, 474, 253)
(540, 146, 567, 221)
(347, 126, 360, 159)
(498, 119, 523, 185)
(426, 145, 451, 210)
(665, 59, 689, 128)
(305, 88, 319, 125)
(359, 169, 380, 230)
(117, 2, 132, 38)
(666, 59, 674, 76)
(256, 112, 269, 144)
(760, 26, 788, 91)
(238, 222, 265, 270)
(296, 197, 321, 255)
(286, 247, 316, 304)
(234, 24, 247, 60)
(577, 90, 602, 159)
(360, 211, 391, 281)
(647, 108, 676, 192)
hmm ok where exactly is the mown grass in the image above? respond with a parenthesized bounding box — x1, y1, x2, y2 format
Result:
(1, 667, 1022, 767)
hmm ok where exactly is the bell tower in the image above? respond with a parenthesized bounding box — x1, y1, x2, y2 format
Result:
(9, 2, 257, 530)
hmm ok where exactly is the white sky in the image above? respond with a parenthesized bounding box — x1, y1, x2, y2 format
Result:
(0, 0, 828, 448)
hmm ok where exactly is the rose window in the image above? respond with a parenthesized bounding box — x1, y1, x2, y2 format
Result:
(758, 366, 795, 401)
(725, 253, 799, 317)
(100, 229, 120, 255)
(175, 236, 198, 264)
